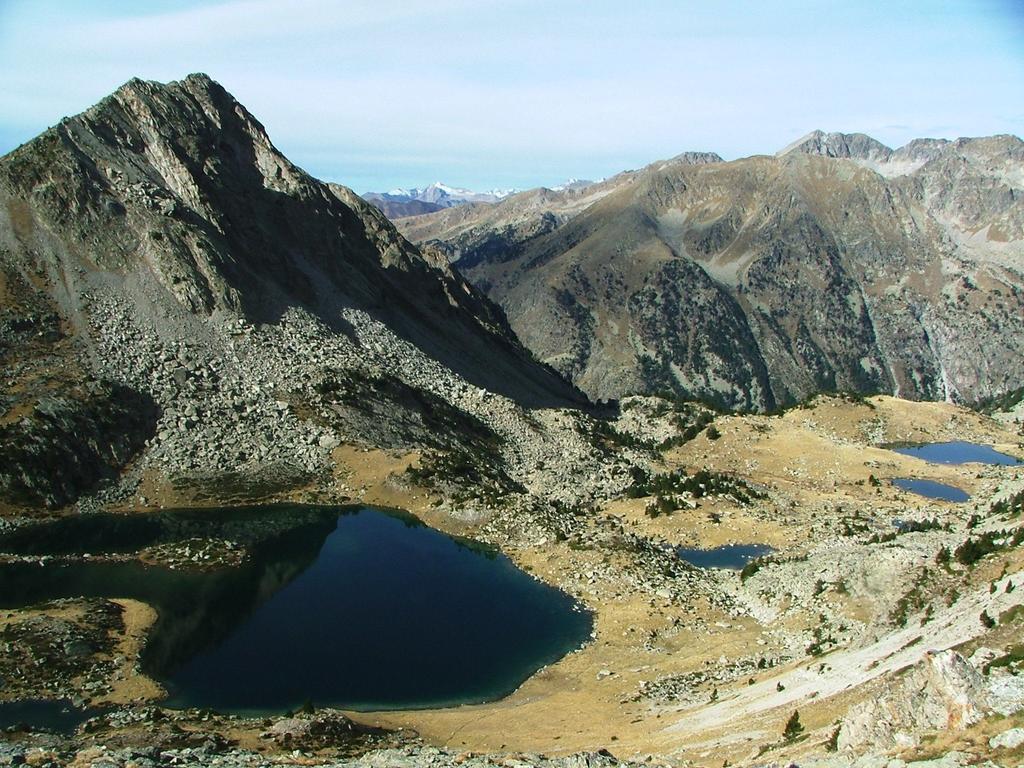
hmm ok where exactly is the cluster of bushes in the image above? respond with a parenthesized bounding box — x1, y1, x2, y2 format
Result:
(839, 515, 870, 536)
(890, 580, 930, 627)
(971, 386, 1024, 415)
(866, 518, 951, 545)
(985, 643, 1024, 674)
(896, 518, 951, 534)
(867, 531, 897, 545)
(406, 447, 524, 508)
(806, 621, 836, 656)
(604, 396, 720, 452)
(771, 389, 879, 415)
(658, 409, 717, 450)
(954, 527, 1024, 566)
(739, 552, 808, 583)
(645, 496, 679, 518)
(990, 488, 1024, 518)
(588, 419, 657, 450)
(627, 467, 765, 505)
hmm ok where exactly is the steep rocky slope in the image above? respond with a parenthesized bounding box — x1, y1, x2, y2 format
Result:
(398, 152, 724, 282)
(0, 73, 590, 511)
(398, 133, 1024, 410)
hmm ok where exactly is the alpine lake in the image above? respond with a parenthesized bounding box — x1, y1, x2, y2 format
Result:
(889, 440, 1022, 502)
(0, 505, 592, 727)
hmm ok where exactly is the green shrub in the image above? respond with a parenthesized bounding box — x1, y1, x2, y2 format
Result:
(985, 643, 1024, 673)
(955, 532, 1004, 566)
(825, 725, 841, 752)
(645, 496, 677, 518)
(988, 489, 1024, 518)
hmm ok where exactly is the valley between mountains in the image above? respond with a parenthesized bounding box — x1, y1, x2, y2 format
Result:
(1, 75, 1023, 768)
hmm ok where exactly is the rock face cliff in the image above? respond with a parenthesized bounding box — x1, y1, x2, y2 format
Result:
(399, 133, 1024, 410)
(0, 73, 578, 406)
(0, 74, 585, 509)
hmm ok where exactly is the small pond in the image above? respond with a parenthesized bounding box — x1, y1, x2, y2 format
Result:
(0, 699, 103, 734)
(677, 543, 774, 570)
(0, 505, 592, 719)
(892, 478, 970, 503)
(891, 441, 1021, 466)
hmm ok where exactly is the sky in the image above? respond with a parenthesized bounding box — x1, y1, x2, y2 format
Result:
(0, 0, 1022, 193)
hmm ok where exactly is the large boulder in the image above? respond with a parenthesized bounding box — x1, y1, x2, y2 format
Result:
(838, 650, 989, 751)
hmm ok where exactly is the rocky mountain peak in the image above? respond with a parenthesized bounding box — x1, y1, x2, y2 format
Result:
(666, 151, 724, 165)
(76, 72, 309, 225)
(0, 74, 584, 410)
(778, 129, 893, 162)
(891, 136, 952, 162)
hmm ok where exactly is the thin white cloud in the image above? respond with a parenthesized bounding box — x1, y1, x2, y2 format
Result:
(59, 0, 499, 49)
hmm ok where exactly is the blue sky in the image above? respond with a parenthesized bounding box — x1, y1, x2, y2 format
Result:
(1, 0, 1021, 192)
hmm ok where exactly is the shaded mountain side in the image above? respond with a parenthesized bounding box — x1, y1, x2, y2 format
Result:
(0, 252, 160, 510)
(398, 134, 1024, 409)
(0, 380, 158, 508)
(0, 74, 583, 412)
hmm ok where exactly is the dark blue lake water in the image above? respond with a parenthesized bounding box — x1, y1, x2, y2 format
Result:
(891, 441, 1021, 465)
(892, 478, 970, 502)
(677, 543, 774, 570)
(0, 699, 102, 734)
(0, 505, 592, 720)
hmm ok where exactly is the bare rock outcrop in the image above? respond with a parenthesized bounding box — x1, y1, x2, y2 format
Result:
(837, 650, 990, 751)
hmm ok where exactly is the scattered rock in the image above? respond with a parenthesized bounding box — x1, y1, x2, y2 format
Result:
(990, 727, 1024, 750)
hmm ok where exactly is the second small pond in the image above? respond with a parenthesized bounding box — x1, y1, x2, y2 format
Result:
(891, 478, 970, 503)
(891, 441, 1021, 466)
(677, 543, 774, 570)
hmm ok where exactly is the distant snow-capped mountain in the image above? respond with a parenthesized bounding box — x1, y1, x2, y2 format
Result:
(363, 182, 519, 219)
(367, 182, 518, 208)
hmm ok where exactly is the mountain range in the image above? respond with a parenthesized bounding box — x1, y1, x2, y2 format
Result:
(396, 131, 1024, 410)
(363, 182, 517, 218)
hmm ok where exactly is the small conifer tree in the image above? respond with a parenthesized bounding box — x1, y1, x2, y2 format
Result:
(783, 709, 804, 741)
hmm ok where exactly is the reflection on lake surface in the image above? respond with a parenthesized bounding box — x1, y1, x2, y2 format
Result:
(0, 505, 592, 715)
